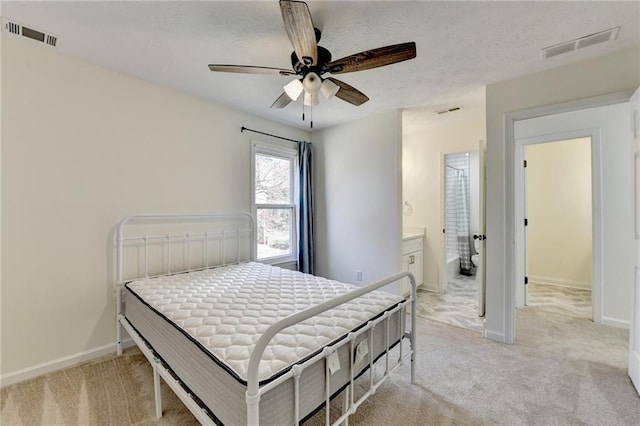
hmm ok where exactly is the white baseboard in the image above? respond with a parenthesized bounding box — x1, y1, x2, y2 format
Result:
(601, 316, 630, 330)
(483, 328, 506, 343)
(529, 275, 591, 290)
(0, 339, 135, 388)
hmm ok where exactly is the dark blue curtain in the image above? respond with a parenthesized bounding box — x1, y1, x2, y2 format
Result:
(298, 141, 315, 274)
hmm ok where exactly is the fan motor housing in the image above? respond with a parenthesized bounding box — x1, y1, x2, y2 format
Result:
(291, 46, 332, 76)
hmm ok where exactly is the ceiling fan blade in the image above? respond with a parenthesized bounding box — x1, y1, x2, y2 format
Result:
(327, 78, 369, 106)
(271, 92, 293, 109)
(280, 0, 317, 66)
(208, 64, 296, 76)
(327, 42, 416, 74)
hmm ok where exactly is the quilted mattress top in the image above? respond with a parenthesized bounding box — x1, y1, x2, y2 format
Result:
(125, 261, 403, 384)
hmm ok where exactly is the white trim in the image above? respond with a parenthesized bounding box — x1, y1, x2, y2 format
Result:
(635, 151, 640, 239)
(602, 317, 630, 329)
(528, 275, 591, 290)
(503, 90, 634, 345)
(0, 339, 135, 388)
(483, 328, 505, 342)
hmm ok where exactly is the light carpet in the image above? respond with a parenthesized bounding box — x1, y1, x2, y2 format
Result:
(2, 309, 638, 425)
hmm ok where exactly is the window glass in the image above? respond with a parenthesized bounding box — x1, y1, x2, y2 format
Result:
(255, 154, 291, 204)
(257, 208, 292, 259)
(252, 146, 297, 262)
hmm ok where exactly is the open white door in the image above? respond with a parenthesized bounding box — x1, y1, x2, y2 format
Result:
(630, 87, 640, 395)
(523, 148, 529, 306)
(478, 140, 487, 317)
(440, 153, 448, 292)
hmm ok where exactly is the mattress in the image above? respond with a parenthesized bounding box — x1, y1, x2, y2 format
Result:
(124, 261, 405, 425)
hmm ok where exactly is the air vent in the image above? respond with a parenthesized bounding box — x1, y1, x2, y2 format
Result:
(6, 20, 19, 34)
(436, 106, 463, 115)
(1, 17, 58, 48)
(542, 26, 620, 59)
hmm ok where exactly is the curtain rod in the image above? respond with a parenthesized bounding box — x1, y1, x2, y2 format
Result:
(241, 126, 309, 143)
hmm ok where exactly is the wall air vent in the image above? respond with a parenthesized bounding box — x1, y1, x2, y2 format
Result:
(1, 17, 58, 48)
(436, 106, 463, 115)
(542, 26, 620, 59)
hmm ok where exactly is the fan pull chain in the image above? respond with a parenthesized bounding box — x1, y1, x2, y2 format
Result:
(302, 102, 305, 122)
(310, 103, 313, 129)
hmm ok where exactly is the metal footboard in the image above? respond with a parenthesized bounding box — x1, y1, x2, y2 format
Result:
(245, 270, 417, 426)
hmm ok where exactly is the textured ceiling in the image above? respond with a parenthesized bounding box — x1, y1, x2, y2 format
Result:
(2, 1, 639, 130)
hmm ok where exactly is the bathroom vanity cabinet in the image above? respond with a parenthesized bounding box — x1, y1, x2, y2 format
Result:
(401, 230, 424, 296)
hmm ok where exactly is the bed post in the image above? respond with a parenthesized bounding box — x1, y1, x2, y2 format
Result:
(246, 392, 260, 426)
(116, 219, 124, 356)
(116, 215, 133, 356)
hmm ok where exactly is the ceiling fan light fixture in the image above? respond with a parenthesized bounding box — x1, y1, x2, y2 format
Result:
(302, 72, 322, 94)
(304, 91, 319, 106)
(284, 78, 304, 101)
(320, 78, 340, 100)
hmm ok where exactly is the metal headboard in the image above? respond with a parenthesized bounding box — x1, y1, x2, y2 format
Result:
(115, 212, 256, 354)
(116, 212, 256, 285)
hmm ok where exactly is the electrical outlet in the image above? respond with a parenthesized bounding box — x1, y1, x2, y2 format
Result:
(356, 270, 362, 281)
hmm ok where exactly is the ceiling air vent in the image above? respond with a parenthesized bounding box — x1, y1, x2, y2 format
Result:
(542, 26, 620, 59)
(1, 17, 58, 47)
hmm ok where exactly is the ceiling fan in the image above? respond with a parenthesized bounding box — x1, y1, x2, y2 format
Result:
(208, 0, 416, 125)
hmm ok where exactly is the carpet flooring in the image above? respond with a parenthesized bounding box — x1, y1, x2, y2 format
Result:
(2, 307, 638, 425)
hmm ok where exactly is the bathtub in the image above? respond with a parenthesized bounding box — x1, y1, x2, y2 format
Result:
(447, 253, 460, 278)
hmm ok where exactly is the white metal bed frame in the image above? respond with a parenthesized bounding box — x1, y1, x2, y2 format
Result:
(115, 213, 417, 426)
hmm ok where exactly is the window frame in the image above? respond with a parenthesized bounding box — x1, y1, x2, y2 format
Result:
(250, 140, 298, 266)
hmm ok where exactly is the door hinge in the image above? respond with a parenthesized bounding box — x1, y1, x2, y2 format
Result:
(524, 218, 528, 226)
(523, 160, 527, 168)
(524, 276, 529, 285)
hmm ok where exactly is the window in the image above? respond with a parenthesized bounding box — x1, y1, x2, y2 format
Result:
(252, 142, 297, 263)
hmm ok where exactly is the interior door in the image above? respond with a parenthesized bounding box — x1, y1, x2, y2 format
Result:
(629, 87, 640, 395)
(523, 149, 529, 306)
(478, 140, 487, 317)
(440, 153, 448, 292)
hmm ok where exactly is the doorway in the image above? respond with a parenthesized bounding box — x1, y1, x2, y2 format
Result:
(521, 137, 593, 320)
(418, 150, 484, 332)
(511, 101, 633, 335)
(443, 151, 479, 284)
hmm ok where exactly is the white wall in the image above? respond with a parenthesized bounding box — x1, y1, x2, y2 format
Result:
(313, 110, 402, 293)
(0, 37, 310, 382)
(485, 47, 639, 342)
(525, 138, 592, 289)
(402, 99, 485, 291)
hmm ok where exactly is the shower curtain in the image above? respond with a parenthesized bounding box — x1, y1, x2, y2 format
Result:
(455, 170, 474, 275)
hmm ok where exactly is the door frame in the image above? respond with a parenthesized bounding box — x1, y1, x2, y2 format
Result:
(514, 130, 601, 323)
(502, 90, 634, 344)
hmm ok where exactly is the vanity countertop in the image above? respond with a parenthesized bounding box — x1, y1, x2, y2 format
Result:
(403, 227, 425, 241)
